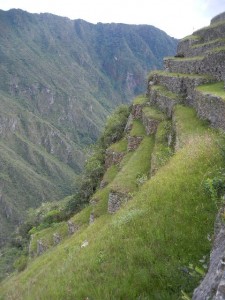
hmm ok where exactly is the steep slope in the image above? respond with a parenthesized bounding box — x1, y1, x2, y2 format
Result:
(0, 9, 177, 243)
(0, 12, 225, 298)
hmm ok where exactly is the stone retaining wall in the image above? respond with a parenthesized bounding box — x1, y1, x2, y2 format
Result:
(194, 90, 225, 131)
(193, 22, 225, 43)
(164, 51, 225, 81)
(131, 104, 143, 119)
(108, 191, 131, 213)
(152, 73, 212, 97)
(142, 113, 160, 135)
(127, 136, 143, 151)
(149, 88, 180, 118)
(193, 207, 225, 299)
(177, 39, 225, 58)
(105, 149, 125, 169)
(177, 37, 200, 57)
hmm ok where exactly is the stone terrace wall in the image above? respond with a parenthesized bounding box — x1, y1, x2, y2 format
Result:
(194, 90, 225, 131)
(108, 191, 131, 213)
(193, 22, 225, 42)
(193, 208, 225, 299)
(152, 73, 213, 99)
(105, 149, 125, 169)
(177, 39, 225, 58)
(149, 89, 180, 118)
(164, 51, 225, 81)
(177, 37, 200, 57)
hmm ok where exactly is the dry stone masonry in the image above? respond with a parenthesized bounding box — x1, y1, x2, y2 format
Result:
(148, 12, 225, 133)
(147, 11, 225, 299)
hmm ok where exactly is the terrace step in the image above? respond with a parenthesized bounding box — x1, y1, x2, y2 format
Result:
(194, 82, 225, 131)
(164, 49, 225, 80)
(148, 71, 215, 102)
(193, 21, 225, 44)
(148, 85, 183, 117)
(185, 38, 225, 57)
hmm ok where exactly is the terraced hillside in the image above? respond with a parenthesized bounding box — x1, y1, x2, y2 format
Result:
(0, 9, 177, 245)
(1, 11, 225, 300)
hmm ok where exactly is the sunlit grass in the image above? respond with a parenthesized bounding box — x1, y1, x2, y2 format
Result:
(196, 81, 225, 101)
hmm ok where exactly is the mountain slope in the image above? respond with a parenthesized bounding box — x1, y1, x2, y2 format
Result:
(0, 9, 177, 243)
(1, 11, 225, 299)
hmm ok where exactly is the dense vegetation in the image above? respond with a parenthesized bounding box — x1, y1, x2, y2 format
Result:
(0, 9, 177, 244)
(1, 95, 225, 298)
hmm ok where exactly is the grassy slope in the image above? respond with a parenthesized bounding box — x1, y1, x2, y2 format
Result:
(0, 105, 223, 299)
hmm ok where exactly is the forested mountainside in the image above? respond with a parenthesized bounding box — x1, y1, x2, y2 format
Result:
(0, 9, 177, 245)
(1, 11, 225, 299)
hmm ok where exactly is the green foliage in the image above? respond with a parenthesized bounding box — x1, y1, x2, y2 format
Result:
(13, 255, 28, 273)
(204, 170, 225, 205)
(111, 136, 154, 193)
(0, 123, 223, 299)
(133, 95, 149, 105)
(197, 81, 225, 101)
(0, 9, 177, 245)
(130, 120, 146, 136)
(100, 105, 130, 147)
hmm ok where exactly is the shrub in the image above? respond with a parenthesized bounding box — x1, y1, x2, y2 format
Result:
(100, 104, 130, 148)
(13, 255, 28, 272)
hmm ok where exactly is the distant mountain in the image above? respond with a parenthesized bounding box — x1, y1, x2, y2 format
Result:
(0, 8, 177, 244)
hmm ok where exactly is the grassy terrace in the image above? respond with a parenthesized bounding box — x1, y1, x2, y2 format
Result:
(108, 138, 127, 152)
(130, 119, 146, 137)
(196, 81, 225, 101)
(151, 85, 183, 100)
(133, 95, 149, 105)
(164, 56, 204, 61)
(180, 34, 200, 42)
(110, 136, 154, 194)
(0, 103, 224, 299)
(142, 106, 165, 121)
(174, 105, 210, 148)
(150, 120, 173, 175)
(148, 70, 214, 80)
(192, 37, 225, 48)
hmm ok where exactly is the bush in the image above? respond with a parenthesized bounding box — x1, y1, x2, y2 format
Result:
(13, 255, 28, 272)
(100, 105, 130, 148)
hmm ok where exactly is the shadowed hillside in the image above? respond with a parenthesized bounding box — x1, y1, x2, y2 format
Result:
(0, 9, 177, 245)
(1, 11, 225, 299)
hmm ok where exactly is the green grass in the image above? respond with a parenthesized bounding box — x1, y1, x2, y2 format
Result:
(130, 120, 146, 137)
(0, 118, 223, 299)
(102, 165, 119, 184)
(150, 120, 173, 176)
(192, 38, 225, 48)
(29, 222, 68, 257)
(133, 95, 149, 105)
(180, 35, 200, 41)
(142, 106, 165, 121)
(148, 70, 214, 80)
(108, 138, 127, 152)
(151, 85, 182, 100)
(196, 81, 225, 101)
(91, 187, 111, 217)
(110, 136, 155, 194)
(174, 105, 210, 149)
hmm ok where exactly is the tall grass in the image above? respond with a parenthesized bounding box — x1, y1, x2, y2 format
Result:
(0, 107, 223, 299)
